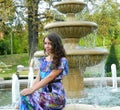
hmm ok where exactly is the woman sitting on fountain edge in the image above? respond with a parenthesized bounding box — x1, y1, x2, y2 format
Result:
(15, 32, 69, 110)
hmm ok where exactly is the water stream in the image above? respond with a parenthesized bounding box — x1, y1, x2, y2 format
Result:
(111, 64, 118, 92)
(12, 74, 20, 107)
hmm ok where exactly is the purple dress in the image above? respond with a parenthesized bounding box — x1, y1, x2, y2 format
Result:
(19, 57, 68, 110)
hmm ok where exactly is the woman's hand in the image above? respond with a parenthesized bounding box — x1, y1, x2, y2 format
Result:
(20, 88, 34, 96)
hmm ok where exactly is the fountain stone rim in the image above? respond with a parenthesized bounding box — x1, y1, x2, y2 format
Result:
(53, 1, 87, 6)
(33, 48, 109, 57)
(53, 1, 87, 14)
(44, 21, 98, 30)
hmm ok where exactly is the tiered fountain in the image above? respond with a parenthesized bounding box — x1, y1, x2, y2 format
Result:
(34, 0, 108, 98)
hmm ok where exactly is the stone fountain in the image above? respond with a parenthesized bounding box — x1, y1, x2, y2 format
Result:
(34, 0, 108, 98)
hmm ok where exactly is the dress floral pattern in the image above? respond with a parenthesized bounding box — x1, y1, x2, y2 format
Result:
(19, 57, 68, 110)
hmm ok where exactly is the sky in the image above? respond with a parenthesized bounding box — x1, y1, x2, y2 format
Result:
(117, 0, 120, 3)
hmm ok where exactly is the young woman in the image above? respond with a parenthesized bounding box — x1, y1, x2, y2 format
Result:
(16, 32, 69, 110)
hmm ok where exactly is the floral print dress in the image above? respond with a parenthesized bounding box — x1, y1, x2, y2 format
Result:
(19, 57, 69, 110)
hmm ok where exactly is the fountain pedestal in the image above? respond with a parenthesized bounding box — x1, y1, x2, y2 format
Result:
(62, 68, 86, 98)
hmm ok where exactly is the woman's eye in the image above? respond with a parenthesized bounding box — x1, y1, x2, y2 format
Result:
(44, 41, 51, 45)
(48, 42, 51, 45)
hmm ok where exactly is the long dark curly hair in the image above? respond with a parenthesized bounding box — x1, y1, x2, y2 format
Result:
(43, 32, 66, 69)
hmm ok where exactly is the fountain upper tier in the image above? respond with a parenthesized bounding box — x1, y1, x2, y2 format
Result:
(44, 1, 97, 39)
(44, 21, 97, 39)
(53, 1, 87, 14)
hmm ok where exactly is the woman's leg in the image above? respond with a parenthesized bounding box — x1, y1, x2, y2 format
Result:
(18, 91, 65, 110)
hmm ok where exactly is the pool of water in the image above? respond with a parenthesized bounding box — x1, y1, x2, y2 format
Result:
(84, 87, 120, 106)
(0, 89, 11, 106)
(67, 86, 120, 107)
(0, 89, 13, 109)
(0, 86, 120, 108)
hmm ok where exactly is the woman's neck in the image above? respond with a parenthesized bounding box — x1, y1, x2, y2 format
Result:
(46, 54, 53, 62)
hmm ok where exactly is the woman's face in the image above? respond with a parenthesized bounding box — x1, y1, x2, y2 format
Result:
(44, 37, 52, 54)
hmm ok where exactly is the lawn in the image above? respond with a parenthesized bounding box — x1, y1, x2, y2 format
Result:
(0, 53, 29, 79)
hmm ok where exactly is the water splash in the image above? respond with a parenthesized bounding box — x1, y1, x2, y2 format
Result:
(28, 67, 34, 88)
(111, 64, 118, 92)
(12, 74, 20, 107)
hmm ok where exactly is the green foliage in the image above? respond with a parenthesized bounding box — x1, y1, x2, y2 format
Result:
(116, 45, 120, 60)
(82, 0, 120, 46)
(105, 43, 119, 74)
(105, 72, 112, 77)
(0, 0, 15, 32)
(4, 77, 12, 80)
(0, 40, 11, 55)
(12, 31, 28, 54)
(0, 29, 28, 55)
(38, 33, 45, 50)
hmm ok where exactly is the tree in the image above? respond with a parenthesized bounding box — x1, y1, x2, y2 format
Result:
(82, 0, 120, 46)
(105, 42, 119, 74)
(26, 0, 39, 60)
(0, 0, 15, 32)
(0, 0, 15, 55)
(26, 0, 60, 60)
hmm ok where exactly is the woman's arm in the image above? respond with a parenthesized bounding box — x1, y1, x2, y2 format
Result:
(32, 70, 40, 86)
(20, 69, 62, 96)
(20, 69, 40, 96)
(31, 69, 62, 92)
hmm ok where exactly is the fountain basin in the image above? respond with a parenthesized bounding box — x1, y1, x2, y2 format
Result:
(44, 21, 98, 39)
(34, 47, 108, 56)
(1, 77, 120, 89)
(66, 48, 108, 68)
(34, 47, 108, 68)
(53, 1, 87, 14)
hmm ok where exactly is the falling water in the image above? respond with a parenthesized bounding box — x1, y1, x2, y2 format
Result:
(28, 57, 40, 88)
(100, 60, 107, 87)
(12, 74, 20, 107)
(79, 29, 97, 48)
(111, 64, 118, 92)
(28, 67, 34, 88)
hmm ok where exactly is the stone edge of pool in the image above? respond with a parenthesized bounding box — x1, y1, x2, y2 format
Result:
(1, 77, 120, 88)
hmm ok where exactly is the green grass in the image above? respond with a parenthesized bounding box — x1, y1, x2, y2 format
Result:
(0, 53, 29, 79)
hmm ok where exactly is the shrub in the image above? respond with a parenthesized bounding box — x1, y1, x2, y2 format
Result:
(105, 43, 119, 76)
(0, 40, 11, 55)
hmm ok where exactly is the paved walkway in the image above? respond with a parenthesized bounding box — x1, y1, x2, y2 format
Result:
(0, 104, 120, 110)
(63, 104, 120, 110)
